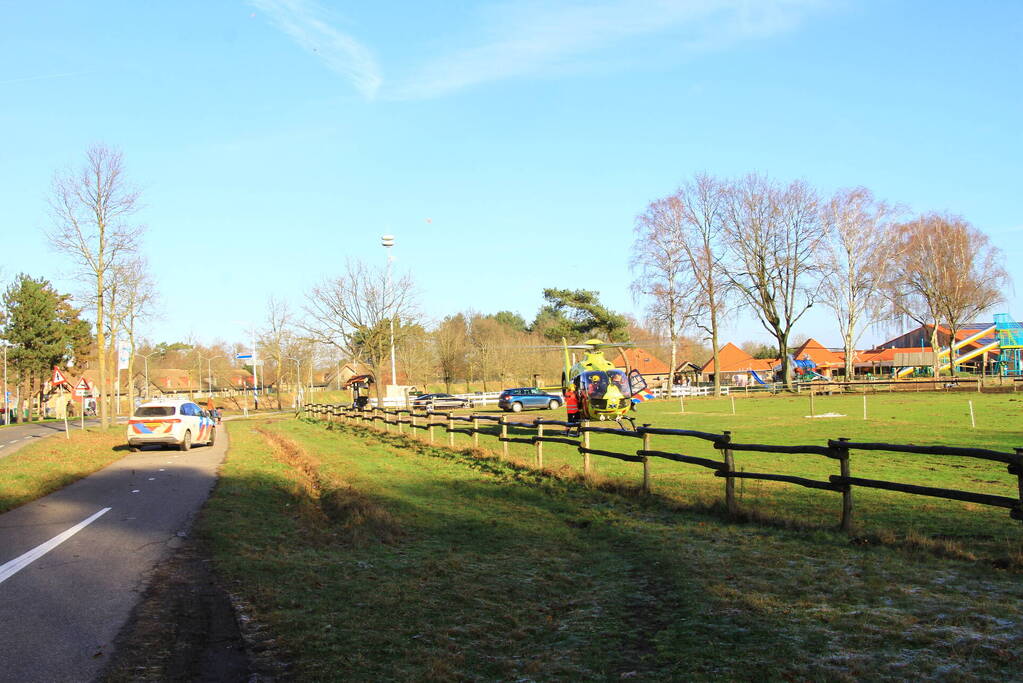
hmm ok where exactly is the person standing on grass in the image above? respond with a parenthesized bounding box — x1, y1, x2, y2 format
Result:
(565, 384, 579, 426)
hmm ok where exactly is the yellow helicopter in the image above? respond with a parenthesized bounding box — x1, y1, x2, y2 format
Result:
(560, 338, 649, 428)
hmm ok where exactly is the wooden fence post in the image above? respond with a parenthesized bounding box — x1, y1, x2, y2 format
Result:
(428, 414, 435, 444)
(836, 437, 853, 532)
(398, 411, 405, 435)
(535, 421, 544, 468)
(581, 421, 591, 476)
(500, 416, 508, 459)
(448, 412, 455, 448)
(410, 411, 417, 437)
(720, 430, 736, 515)
(472, 416, 480, 448)
(1013, 448, 1023, 523)
(641, 430, 651, 495)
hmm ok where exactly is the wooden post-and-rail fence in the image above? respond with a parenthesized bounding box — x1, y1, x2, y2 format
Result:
(301, 403, 1023, 534)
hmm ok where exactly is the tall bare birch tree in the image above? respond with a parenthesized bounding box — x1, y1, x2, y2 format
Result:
(47, 145, 143, 428)
(670, 173, 729, 395)
(819, 188, 899, 378)
(632, 193, 696, 396)
(723, 175, 827, 389)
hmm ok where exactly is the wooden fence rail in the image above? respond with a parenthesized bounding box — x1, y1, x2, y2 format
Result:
(301, 404, 1023, 530)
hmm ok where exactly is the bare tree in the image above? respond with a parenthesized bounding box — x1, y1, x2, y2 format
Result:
(819, 188, 899, 379)
(634, 174, 731, 396)
(113, 258, 157, 413)
(889, 214, 1009, 376)
(260, 296, 294, 409)
(468, 314, 521, 392)
(47, 145, 143, 428)
(632, 194, 698, 396)
(886, 217, 945, 376)
(722, 174, 827, 389)
(303, 259, 418, 401)
(433, 314, 469, 393)
(934, 219, 1009, 373)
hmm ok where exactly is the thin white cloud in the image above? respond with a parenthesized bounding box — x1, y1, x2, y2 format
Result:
(250, 0, 382, 99)
(251, 0, 827, 101)
(388, 0, 828, 100)
(0, 70, 93, 86)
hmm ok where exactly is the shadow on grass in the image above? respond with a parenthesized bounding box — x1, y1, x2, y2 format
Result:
(204, 430, 815, 680)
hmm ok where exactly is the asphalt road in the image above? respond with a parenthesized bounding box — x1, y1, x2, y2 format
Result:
(0, 419, 101, 458)
(0, 427, 228, 682)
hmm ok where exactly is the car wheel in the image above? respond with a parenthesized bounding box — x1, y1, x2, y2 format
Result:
(548, 399, 561, 410)
(511, 402, 523, 413)
(207, 428, 216, 447)
(179, 430, 192, 451)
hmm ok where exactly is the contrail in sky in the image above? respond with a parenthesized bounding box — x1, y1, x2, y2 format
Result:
(0, 70, 93, 86)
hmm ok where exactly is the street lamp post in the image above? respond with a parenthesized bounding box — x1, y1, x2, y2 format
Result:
(135, 352, 158, 401)
(2, 341, 9, 426)
(207, 356, 225, 397)
(381, 234, 397, 393)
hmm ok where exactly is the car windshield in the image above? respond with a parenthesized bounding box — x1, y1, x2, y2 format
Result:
(135, 406, 175, 417)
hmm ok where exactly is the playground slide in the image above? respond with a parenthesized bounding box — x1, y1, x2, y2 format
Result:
(939, 339, 1000, 372)
(807, 370, 831, 382)
(895, 325, 996, 378)
(749, 370, 767, 385)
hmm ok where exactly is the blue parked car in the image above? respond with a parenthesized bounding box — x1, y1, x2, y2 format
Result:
(498, 388, 562, 412)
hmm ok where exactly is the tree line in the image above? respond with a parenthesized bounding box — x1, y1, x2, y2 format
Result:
(631, 173, 1010, 391)
(5, 147, 1009, 420)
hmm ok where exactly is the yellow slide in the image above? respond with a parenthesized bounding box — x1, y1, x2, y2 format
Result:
(939, 339, 1000, 372)
(895, 325, 996, 378)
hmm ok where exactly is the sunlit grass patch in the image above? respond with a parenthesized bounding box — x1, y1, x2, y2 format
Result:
(0, 427, 125, 513)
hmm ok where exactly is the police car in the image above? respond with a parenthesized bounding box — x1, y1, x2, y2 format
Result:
(127, 399, 217, 452)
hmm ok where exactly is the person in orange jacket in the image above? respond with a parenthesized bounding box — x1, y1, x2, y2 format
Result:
(564, 384, 580, 427)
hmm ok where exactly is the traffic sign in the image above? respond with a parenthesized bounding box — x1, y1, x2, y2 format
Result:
(73, 377, 93, 398)
(51, 366, 69, 387)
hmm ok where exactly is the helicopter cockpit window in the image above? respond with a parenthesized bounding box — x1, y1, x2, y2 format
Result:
(581, 371, 608, 397)
(608, 369, 631, 396)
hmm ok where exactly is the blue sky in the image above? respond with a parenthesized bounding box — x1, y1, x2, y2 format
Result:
(2, 1, 1020, 351)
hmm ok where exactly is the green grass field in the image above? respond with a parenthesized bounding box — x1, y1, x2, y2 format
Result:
(202, 418, 1023, 680)
(335, 391, 1023, 559)
(0, 426, 127, 513)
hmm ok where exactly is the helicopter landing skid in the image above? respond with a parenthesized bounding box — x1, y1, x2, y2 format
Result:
(615, 415, 637, 431)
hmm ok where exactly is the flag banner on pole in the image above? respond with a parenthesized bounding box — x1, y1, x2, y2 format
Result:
(117, 341, 130, 371)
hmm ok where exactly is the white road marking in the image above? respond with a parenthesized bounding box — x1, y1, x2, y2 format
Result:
(0, 507, 111, 585)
